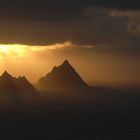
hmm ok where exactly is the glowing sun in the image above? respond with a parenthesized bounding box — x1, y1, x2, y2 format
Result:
(0, 44, 27, 59)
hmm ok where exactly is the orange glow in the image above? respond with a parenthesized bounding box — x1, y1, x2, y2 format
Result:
(0, 41, 72, 59)
(0, 42, 139, 88)
(0, 44, 27, 59)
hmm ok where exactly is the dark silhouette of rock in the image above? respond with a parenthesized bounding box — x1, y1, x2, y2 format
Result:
(37, 60, 88, 88)
(0, 71, 39, 109)
(1, 71, 13, 79)
(0, 71, 36, 91)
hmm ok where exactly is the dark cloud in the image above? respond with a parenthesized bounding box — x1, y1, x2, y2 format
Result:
(0, 0, 86, 22)
(90, 0, 140, 10)
(0, 0, 139, 55)
(0, 0, 139, 22)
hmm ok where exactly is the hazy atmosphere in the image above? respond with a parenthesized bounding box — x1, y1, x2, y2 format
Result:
(0, 0, 139, 87)
(0, 43, 139, 88)
(0, 1, 140, 140)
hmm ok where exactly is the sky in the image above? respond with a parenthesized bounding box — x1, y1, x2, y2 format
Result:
(0, 0, 139, 88)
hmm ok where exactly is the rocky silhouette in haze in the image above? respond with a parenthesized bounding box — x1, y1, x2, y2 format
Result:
(0, 71, 36, 91)
(37, 60, 88, 88)
(0, 71, 38, 108)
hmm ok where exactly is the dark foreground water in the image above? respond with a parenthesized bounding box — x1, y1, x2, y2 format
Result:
(0, 88, 140, 140)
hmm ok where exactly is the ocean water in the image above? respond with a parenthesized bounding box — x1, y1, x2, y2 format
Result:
(0, 88, 140, 140)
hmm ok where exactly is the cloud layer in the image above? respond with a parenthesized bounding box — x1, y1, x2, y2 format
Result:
(0, 1, 139, 55)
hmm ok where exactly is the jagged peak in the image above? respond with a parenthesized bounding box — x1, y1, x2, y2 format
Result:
(1, 71, 13, 79)
(62, 60, 70, 65)
(3, 71, 9, 75)
(18, 76, 22, 79)
(52, 66, 58, 72)
(47, 60, 75, 74)
(19, 76, 26, 79)
(21, 76, 28, 81)
(37, 60, 88, 87)
(18, 76, 29, 82)
(60, 60, 74, 69)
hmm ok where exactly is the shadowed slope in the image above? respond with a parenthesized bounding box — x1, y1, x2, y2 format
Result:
(37, 60, 88, 88)
(0, 71, 36, 91)
(0, 71, 39, 109)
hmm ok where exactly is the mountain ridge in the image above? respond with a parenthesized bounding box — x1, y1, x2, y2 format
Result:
(0, 71, 36, 91)
(37, 60, 88, 88)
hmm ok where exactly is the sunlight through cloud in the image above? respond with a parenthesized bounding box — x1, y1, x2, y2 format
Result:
(0, 41, 73, 59)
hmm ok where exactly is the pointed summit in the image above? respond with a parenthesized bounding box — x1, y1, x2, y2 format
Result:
(62, 60, 70, 65)
(1, 71, 13, 79)
(0, 72, 38, 108)
(0, 71, 37, 91)
(37, 60, 88, 88)
(62, 60, 73, 67)
(2, 71, 10, 76)
(59, 60, 76, 73)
